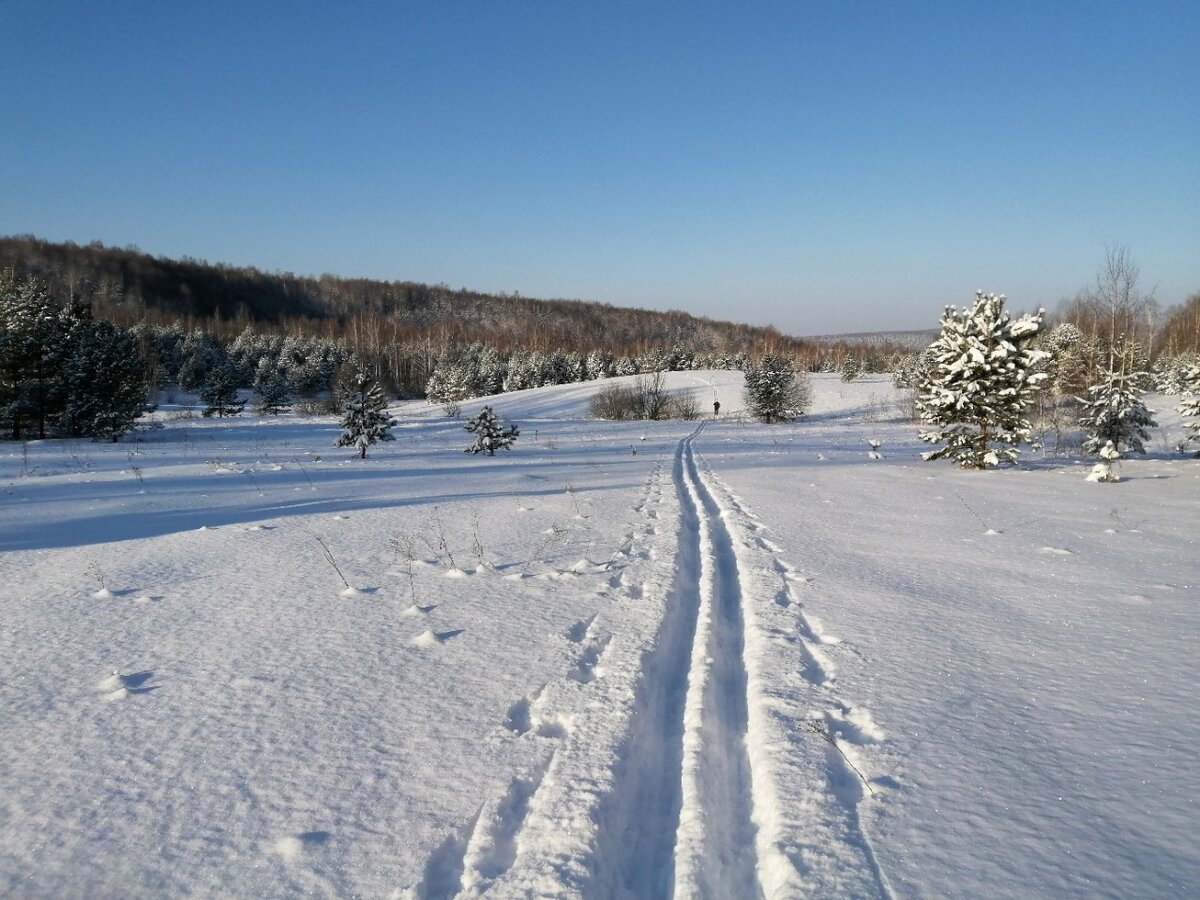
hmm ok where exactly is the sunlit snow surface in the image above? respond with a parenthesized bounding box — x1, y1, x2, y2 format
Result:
(1, 373, 1196, 898)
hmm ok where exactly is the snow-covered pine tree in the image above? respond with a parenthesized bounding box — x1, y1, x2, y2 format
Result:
(464, 405, 519, 456)
(840, 354, 861, 382)
(917, 292, 1047, 468)
(337, 373, 396, 458)
(1079, 363, 1156, 457)
(253, 357, 291, 414)
(743, 353, 810, 423)
(178, 330, 223, 393)
(1179, 362, 1200, 454)
(199, 361, 245, 417)
(425, 356, 470, 414)
(64, 320, 149, 441)
(0, 272, 75, 440)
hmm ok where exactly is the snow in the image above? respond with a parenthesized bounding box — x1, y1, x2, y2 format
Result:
(1, 372, 1197, 898)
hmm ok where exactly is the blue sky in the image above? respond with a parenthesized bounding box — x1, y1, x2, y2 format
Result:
(2, 1, 1197, 335)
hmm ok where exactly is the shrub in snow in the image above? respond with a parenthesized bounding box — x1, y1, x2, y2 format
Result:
(744, 353, 811, 423)
(465, 405, 519, 456)
(917, 291, 1047, 468)
(1078, 363, 1155, 457)
(337, 373, 396, 458)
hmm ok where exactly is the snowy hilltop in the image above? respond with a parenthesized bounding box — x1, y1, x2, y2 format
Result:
(1, 372, 1197, 898)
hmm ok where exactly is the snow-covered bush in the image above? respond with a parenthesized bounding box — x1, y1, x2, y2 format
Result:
(744, 353, 810, 423)
(917, 291, 1047, 468)
(337, 373, 396, 458)
(1086, 439, 1123, 483)
(464, 405, 519, 456)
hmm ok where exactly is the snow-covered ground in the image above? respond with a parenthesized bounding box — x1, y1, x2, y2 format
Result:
(1, 372, 1196, 899)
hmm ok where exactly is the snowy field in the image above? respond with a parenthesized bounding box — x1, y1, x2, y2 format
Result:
(1, 372, 1196, 899)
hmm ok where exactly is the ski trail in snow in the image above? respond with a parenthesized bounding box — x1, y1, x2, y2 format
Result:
(697, 461, 895, 900)
(590, 444, 698, 899)
(591, 425, 762, 899)
(673, 427, 761, 898)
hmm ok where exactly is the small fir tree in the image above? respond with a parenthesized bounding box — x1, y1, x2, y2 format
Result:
(743, 353, 810, 423)
(337, 373, 396, 458)
(464, 405, 519, 456)
(253, 357, 291, 414)
(1079, 364, 1155, 457)
(918, 291, 1047, 468)
(840, 354, 861, 383)
(200, 361, 245, 417)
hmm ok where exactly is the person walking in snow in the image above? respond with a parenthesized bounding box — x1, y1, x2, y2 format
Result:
(713, 399, 721, 417)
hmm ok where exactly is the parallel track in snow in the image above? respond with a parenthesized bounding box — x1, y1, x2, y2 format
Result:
(593, 424, 763, 899)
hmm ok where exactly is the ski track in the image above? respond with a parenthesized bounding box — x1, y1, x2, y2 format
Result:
(698, 456, 893, 900)
(672, 426, 761, 898)
(404, 429, 894, 899)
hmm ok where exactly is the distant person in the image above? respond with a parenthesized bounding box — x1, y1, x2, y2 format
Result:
(713, 400, 720, 417)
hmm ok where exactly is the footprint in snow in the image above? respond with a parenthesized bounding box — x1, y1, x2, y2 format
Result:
(566, 616, 595, 643)
(1039, 546, 1073, 556)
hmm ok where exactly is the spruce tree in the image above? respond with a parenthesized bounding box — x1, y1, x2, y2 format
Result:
(337, 373, 396, 458)
(200, 361, 245, 417)
(918, 291, 1047, 468)
(464, 405, 519, 456)
(743, 353, 810, 423)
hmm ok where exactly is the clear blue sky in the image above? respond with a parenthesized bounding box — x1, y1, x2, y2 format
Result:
(2, 1, 1197, 335)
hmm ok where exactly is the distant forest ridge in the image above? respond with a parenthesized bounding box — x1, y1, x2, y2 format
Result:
(802, 330, 938, 349)
(0, 234, 812, 356)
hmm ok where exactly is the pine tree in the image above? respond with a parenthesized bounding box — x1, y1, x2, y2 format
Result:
(199, 361, 245, 417)
(918, 292, 1047, 468)
(178, 330, 223, 392)
(1179, 362, 1200, 454)
(840, 354, 861, 382)
(464, 405, 519, 455)
(337, 373, 396, 458)
(0, 272, 72, 439)
(64, 320, 149, 441)
(253, 357, 291, 414)
(743, 353, 810, 423)
(1079, 363, 1156, 457)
